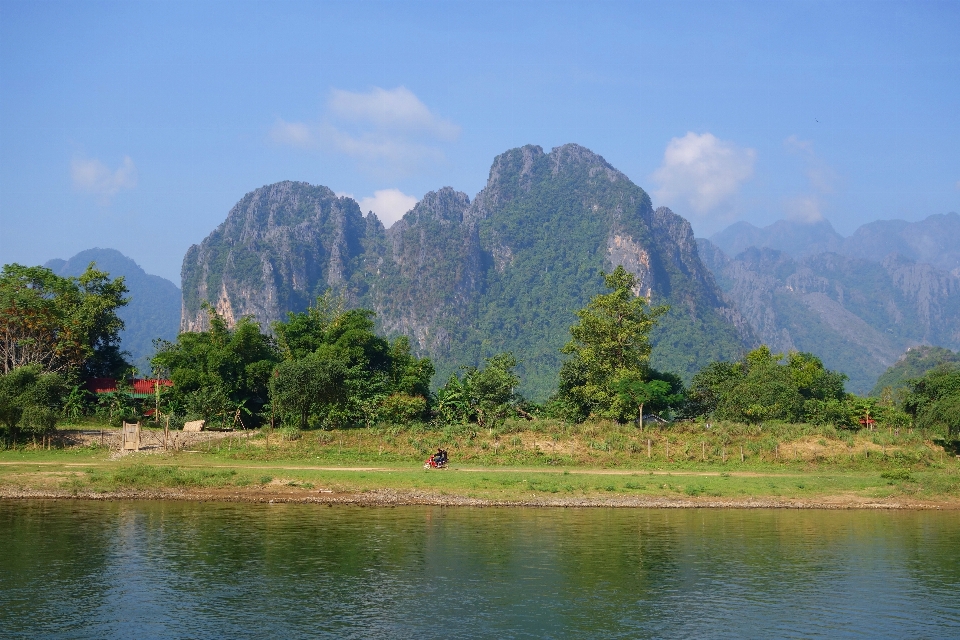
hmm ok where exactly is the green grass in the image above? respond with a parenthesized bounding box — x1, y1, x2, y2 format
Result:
(1, 416, 958, 502)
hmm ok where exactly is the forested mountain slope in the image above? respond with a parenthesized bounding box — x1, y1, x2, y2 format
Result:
(46, 248, 181, 373)
(698, 239, 960, 394)
(871, 345, 960, 396)
(181, 144, 751, 399)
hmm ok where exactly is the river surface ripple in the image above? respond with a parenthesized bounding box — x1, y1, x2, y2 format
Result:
(1, 500, 959, 639)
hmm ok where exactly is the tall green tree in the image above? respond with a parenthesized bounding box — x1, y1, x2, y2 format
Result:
(0, 263, 128, 378)
(435, 353, 521, 426)
(556, 266, 669, 421)
(686, 346, 850, 425)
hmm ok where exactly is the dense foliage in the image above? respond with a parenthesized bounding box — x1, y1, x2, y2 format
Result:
(871, 346, 960, 397)
(435, 353, 522, 427)
(0, 365, 67, 436)
(151, 306, 279, 428)
(685, 347, 849, 424)
(1, 263, 129, 378)
(270, 294, 434, 429)
(902, 363, 960, 436)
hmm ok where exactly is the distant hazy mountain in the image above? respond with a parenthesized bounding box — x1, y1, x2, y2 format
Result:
(46, 248, 181, 374)
(698, 239, 960, 394)
(709, 212, 960, 272)
(181, 144, 751, 399)
(709, 219, 844, 259)
(842, 213, 960, 272)
(870, 345, 960, 396)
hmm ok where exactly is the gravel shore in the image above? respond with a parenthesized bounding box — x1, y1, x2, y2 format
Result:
(2, 487, 955, 509)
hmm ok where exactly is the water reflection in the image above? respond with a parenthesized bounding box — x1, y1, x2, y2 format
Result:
(1, 501, 958, 639)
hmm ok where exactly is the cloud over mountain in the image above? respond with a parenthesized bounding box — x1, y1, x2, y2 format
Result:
(652, 132, 755, 217)
(70, 155, 138, 203)
(270, 86, 460, 176)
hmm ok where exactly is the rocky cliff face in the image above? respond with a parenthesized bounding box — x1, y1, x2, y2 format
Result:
(698, 239, 960, 394)
(181, 144, 751, 398)
(180, 181, 382, 332)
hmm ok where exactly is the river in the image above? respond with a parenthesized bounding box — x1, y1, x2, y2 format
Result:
(1, 500, 958, 638)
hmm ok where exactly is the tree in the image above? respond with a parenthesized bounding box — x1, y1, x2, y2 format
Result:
(272, 294, 434, 427)
(435, 353, 521, 426)
(614, 371, 683, 430)
(270, 349, 349, 430)
(0, 365, 67, 436)
(0, 263, 128, 378)
(556, 266, 669, 421)
(685, 346, 852, 425)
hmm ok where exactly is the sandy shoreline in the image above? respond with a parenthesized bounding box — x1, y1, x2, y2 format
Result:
(2, 487, 957, 509)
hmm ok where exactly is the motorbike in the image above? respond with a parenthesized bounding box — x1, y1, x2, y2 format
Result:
(424, 456, 447, 469)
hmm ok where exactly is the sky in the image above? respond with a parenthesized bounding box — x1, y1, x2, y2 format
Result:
(1, 0, 958, 284)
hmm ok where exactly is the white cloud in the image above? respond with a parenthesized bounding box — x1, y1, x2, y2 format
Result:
(329, 86, 460, 141)
(358, 189, 419, 227)
(652, 132, 755, 215)
(269, 119, 317, 148)
(784, 135, 838, 194)
(269, 86, 459, 177)
(71, 155, 138, 203)
(784, 195, 824, 223)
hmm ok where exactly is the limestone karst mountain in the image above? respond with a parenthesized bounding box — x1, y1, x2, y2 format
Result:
(181, 144, 750, 399)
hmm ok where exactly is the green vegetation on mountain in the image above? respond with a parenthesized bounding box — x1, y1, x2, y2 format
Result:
(180, 144, 749, 401)
(871, 346, 960, 396)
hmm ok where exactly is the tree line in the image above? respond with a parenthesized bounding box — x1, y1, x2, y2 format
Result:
(1, 261, 958, 439)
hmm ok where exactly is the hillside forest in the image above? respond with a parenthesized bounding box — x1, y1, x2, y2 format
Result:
(2, 261, 958, 444)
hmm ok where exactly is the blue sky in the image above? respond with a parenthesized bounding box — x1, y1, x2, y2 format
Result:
(1, 0, 958, 283)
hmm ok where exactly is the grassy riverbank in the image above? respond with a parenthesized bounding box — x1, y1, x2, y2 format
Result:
(2, 418, 959, 506)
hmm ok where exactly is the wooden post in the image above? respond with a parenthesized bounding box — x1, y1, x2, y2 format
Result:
(702, 442, 706, 461)
(647, 439, 651, 459)
(722, 446, 726, 463)
(164, 416, 169, 451)
(740, 445, 744, 463)
(775, 443, 779, 460)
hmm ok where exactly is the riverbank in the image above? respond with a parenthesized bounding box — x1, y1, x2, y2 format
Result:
(2, 445, 959, 508)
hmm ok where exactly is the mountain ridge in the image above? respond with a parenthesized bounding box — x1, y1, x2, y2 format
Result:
(181, 143, 751, 399)
(708, 212, 960, 272)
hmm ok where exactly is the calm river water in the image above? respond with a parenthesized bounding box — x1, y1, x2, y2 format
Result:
(1, 500, 959, 638)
